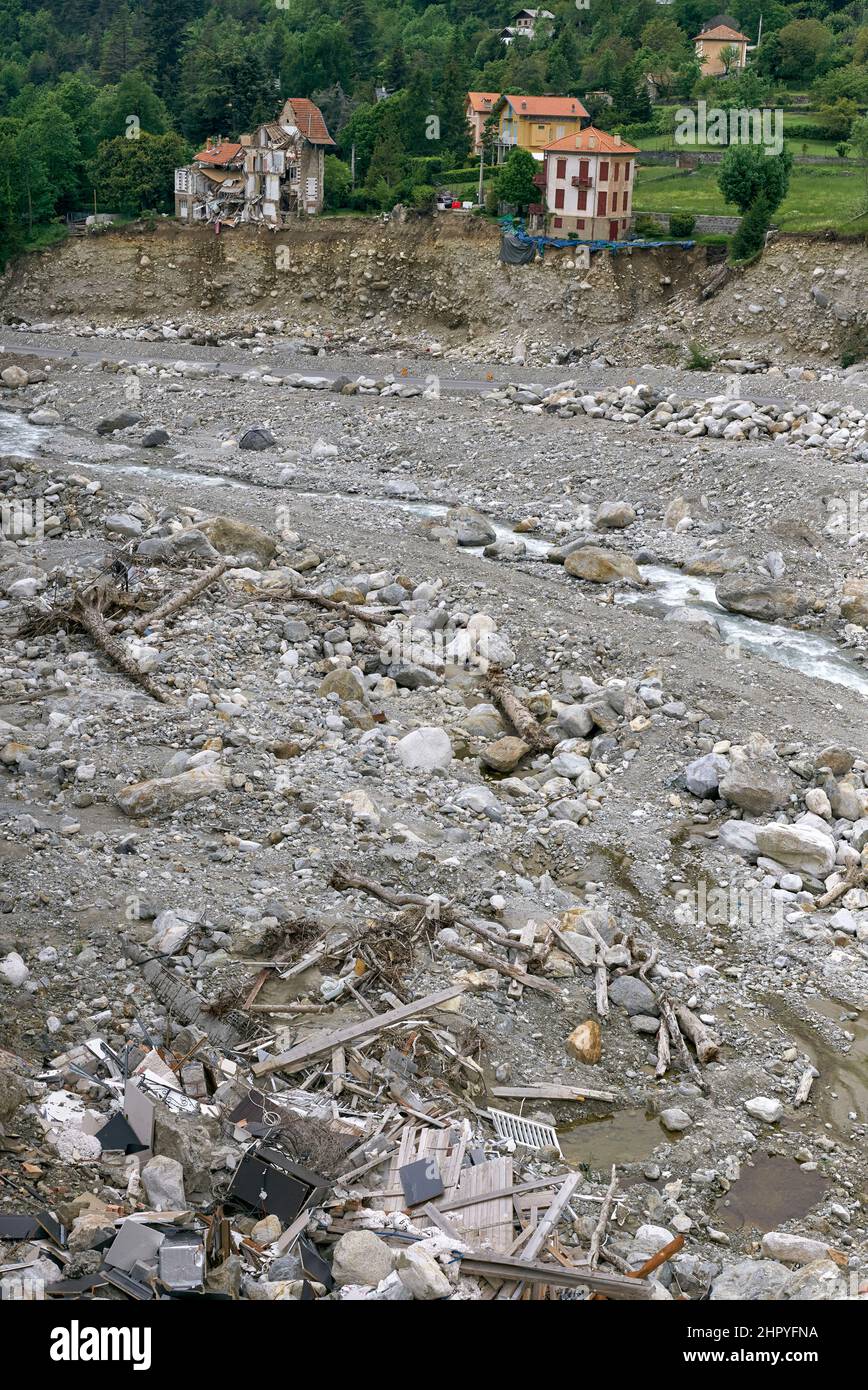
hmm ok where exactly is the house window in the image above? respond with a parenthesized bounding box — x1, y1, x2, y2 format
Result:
(596, 190, 606, 215)
(578, 220, 585, 230)
(599, 160, 609, 180)
(553, 216, 563, 228)
(624, 163, 632, 181)
(556, 125, 565, 139)
(577, 189, 587, 211)
(611, 191, 617, 212)
(579, 159, 589, 181)
(556, 158, 566, 180)
(555, 187, 565, 209)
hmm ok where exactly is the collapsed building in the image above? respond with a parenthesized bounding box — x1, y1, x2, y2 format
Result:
(174, 99, 335, 227)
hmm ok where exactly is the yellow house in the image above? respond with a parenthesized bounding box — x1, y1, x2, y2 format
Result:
(491, 94, 589, 163)
(693, 15, 750, 76)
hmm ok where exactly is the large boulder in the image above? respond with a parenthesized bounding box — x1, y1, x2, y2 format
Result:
(152, 1103, 220, 1195)
(754, 823, 836, 878)
(716, 574, 813, 622)
(445, 506, 496, 547)
(782, 1259, 848, 1301)
(564, 546, 641, 584)
(717, 819, 759, 859)
(141, 1155, 187, 1210)
(1, 365, 29, 389)
(137, 530, 220, 563)
(331, 1230, 395, 1288)
(608, 975, 657, 1016)
(760, 1232, 837, 1266)
(396, 726, 452, 771)
(480, 736, 529, 773)
(718, 733, 793, 815)
(684, 752, 728, 798)
(319, 668, 366, 702)
(116, 763, 229, 818)
(394, 1246, 451, 1299)
(710, 1259, 790, 1300)
(595, 501, 636, 530)
(840, 578, 868, 626)
(197, 516, 276, 567)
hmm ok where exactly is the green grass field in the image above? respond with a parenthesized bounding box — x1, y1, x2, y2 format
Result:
(634, 162, 868, 233)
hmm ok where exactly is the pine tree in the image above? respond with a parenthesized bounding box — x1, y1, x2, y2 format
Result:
(731, 194, 770, 261)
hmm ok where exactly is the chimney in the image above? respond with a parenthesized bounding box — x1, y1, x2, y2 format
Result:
(614, 133, 621, 145)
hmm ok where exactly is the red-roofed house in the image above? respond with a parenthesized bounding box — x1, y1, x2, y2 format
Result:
(542, 127, 640, 240)
(173, 99, 335, 225)
(491, 94, 590, 163)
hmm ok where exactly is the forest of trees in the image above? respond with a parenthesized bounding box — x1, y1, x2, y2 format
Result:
(1, 0, 867, 263)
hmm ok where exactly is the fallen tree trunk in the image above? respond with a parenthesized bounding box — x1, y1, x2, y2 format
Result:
(253, 585, 392, 627)
(439, 939, 564, 997)
(657, 994, 708, 1092)
(483, 667, 556, 751)
(674, 1003, 720, 1064)
(72, 588, 173, 703)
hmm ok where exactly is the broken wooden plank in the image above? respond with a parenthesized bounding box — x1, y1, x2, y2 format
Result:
(491, 1084, 616, 1104)
(251, 984, 466, 1076)
(459, 1251, 654, 1299)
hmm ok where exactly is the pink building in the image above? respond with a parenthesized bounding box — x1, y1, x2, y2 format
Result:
(542, 126, 639, 240)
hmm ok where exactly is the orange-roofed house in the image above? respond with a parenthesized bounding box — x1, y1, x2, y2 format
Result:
(492, 94, 590, 163)
(466, 92, 500, 153)
(542, 127, 640, 240)
(693, 15, 750, 75)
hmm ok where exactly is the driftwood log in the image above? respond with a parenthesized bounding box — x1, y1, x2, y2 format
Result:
(251, 585, 393, 627)
(438, 939, 564, 998)
(674, 1003, 720, 1064)
(482, 667, 556, 752)
(588, 1166, 618, 1267)
(71, 586, 173, 703)
(654, 1016, 671, 1079)
(657, 994, 708, 1092)
(816, 864, 867, 910)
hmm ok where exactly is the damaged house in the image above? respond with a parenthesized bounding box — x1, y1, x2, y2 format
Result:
(174, 99, 335, 227)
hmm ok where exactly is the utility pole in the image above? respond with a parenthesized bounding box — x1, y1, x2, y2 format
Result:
(757, 13, 763, 46)
(350, 143, 356, 190)
(477, 145, 484, 205)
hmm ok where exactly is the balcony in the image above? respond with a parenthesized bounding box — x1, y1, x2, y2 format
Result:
(571, 175, 592, 189)
(532, 173, 546, 188)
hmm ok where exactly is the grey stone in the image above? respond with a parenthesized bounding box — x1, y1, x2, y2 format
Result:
(331, 1229, 395, 1287)
(608, 975, 658, 1016)
(685, 752, 728, 798)
(719, 733, 793, 815)
(239, 426, 276, 451)
(710, 1259, 790, 1300)
(141, 1155, 187, 1210)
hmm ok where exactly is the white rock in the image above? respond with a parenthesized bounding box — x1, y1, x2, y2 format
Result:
(744, 1096, 783, 1123)
(396, 726, 452, 771)
(0, 952, 29, 986)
